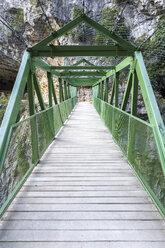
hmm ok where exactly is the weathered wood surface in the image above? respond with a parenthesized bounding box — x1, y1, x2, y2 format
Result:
(0, 102, 165, 248)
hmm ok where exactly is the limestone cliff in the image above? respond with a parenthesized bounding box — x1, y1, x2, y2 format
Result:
(0, 0, 164, 104)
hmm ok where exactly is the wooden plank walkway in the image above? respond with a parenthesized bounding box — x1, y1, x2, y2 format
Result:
(0, 102, 165, 248)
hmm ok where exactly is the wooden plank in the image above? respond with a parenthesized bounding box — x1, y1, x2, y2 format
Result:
(14, 197, 152, 204)
(33, 167, 132, 171)
(30, 172, 134, 177)
(24, 180, 141, 186)
(20, 186, 142, 191)
(25, 177, 141, 182)
(2, 211, 162, 221)
(0, 230, 165, 242)
(7, 203, 156, 212)
(0, 242, 165, 248)
(9, 190, 148, 197)
(1, 220, 165, 230)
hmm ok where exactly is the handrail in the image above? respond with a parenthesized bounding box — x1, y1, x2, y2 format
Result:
(0, 96, 77, 218)
(93, 96, 165, 218)
(92, 51, 165, 218)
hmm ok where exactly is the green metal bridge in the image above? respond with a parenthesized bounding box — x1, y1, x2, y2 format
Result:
(0, 15, 165, 247)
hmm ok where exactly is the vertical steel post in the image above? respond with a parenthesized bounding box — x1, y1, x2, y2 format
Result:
(100, 81, 103, 100)
(131, 71, 138, 116)
(59, 78, 64, 102)
(27, 70, 39, 164)
(110, 74, 115, 105)
(121, 70, 132, 111)
(67, 83, 71, 98)
(104, 78, 109, 102)
(97, 83, 101, 98)
(33, 72, 46, 110)
(47, 72, 53, 107)
(115, 72, 119, 107)
(64, 81, 68, 100)
(0, 51, 30, 166)
(51, 77, 58, 105)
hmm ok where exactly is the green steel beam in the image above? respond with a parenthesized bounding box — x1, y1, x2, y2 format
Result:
(68, 84, 71, 98)
(0, 51, 30, 171)
(66, 76, 98, 86)
(131, 71, 138, 116)
(47, 72, 53, 107)
(27, 70, 36, 115)
(53, 58, 107, 76)
(65, 59, 95, 68)
(0, 98, 77, 219)
(114, 72, 119, 107)
(29, 45, 134, 57)
(121, 70, 132, 111)
(59, 78, 64, 102)
(73, 59, 87, 66)
(67, 77, 99, 82)
(82, 15, 136, 51)
(116, 57, 134, 72)
(93, 57, 133, 87)
(60, 71, 106, 76)
(31, 14, 136, 52)
(51, 70, 64, 77)
(93, 70, 115, 86)
(100, 81, 104, 100)
(81, 59, 98, 66)
(61, 76, 102, 80)
(64, 81, 68, 100)
(61, 59, 97, 75)
(31, 15, 84, 50)
(27, 70, 39, 164)
(67, 82, 98, 87)
(104, 78, 109, 102)
(135, 51, 165, 172)
(32, 58, 61, 77)
(110, 75, 115, 105)
(32, 58, 51, 72)
(52, 79, 58, 105)
(33, 72, 46, 110)
(98, 84, 100, 98)
(51, 66, 115, 70)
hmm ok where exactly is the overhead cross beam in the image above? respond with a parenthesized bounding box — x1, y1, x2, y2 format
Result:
(30, 14, 136, 52)
(65, 78, 99, 82)
(59, 71, 106, 76)
(60, 58, 107, 75)
(28, 45, 134, 57)
(51, 66, 115, 70)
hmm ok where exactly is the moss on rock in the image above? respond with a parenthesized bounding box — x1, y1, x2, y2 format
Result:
(95, 7, 130, 44)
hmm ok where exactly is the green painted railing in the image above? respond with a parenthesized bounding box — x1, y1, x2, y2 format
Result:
(93, 97, 165, 218)
(0, 96, 77, 218)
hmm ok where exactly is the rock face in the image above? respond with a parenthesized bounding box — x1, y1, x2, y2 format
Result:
(52, 0, 165, 38)
(0, 0, 164, 99)
(0, 0, 57, 88)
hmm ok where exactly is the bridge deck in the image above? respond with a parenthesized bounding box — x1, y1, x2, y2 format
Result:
(0, 102, 165, 248)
